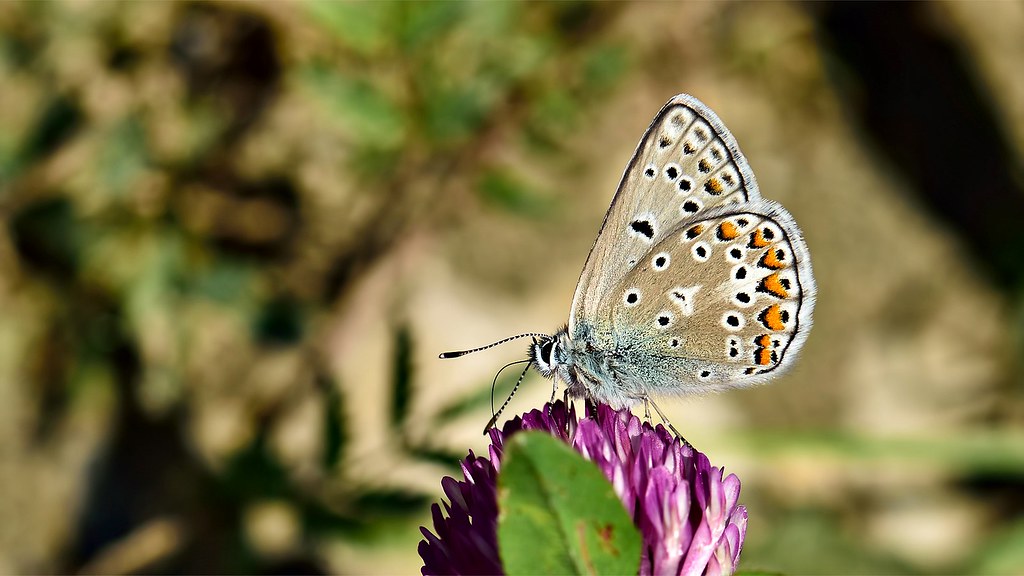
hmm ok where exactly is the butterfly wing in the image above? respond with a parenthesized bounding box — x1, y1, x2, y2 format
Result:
(569, 94, 762, 340)
(607, 199, 816, 393)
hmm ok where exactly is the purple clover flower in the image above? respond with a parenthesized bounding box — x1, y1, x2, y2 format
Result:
(419, 400, 747, 575)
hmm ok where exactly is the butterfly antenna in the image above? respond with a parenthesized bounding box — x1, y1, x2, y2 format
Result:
(484, 361, 532, 434)
(439, 333, 548, 359)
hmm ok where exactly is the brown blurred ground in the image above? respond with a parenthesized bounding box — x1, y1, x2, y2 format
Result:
(1, 1, 1023, 574)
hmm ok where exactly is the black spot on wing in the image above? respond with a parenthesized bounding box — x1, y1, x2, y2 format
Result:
(630, 220, 655, 240)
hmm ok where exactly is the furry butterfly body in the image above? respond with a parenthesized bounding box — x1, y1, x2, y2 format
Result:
(445, 94, 816, 416)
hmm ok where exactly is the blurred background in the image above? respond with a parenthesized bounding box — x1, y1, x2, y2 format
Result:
(1, 1, 1023, 574)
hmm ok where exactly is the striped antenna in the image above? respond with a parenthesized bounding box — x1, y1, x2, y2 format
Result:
(439, 333, 548, 359)
(484, 360, 533, 434)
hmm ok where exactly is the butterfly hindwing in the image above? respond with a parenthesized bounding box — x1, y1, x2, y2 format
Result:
(570, 94, 762, 340)
(609, 200, 816, 392)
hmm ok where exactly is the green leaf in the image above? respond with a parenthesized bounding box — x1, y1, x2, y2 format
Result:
(300, 65, 405, 148)
(253, 297, 304, 346)
(390, 324, 413, 427)
(97, 116, 148, 197)
(396, 1, 462, 52)
(422, 84, 490, 144)
(9, 197, 82, 279)
(582, 44, 628, 93)
(477, 169, 553, 218)
(972, 516, 1024, 574)
(321, 374, 347, 471)
(498, 432, 641, 575)
(303, 1, 392, 55)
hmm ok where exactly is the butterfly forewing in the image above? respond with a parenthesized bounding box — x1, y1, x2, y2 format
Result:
(570, 95, 762, 338)
(610, 200, 815, 391)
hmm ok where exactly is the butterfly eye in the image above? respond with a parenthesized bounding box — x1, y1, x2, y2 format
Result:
(539, 339, 556, 365)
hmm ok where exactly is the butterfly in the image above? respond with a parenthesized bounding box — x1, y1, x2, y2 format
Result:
(442, 94, 816, 430)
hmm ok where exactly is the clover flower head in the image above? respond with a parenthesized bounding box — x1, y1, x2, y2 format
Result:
(419, 400, 747, 575)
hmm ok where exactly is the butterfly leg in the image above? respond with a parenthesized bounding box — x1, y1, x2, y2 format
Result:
(645, 396, 690, 446)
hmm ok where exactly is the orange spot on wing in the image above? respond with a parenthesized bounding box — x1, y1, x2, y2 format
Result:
(756, 348, 773, 365)
(759, 304, 786, 331)
(749, 229, 770, 248)
(756, 334, 771, 348)
(716, 221, 739, 240)
(704, 178, 724, 195)
(759, 247, 786, 269)
(757, 273, 789, 298)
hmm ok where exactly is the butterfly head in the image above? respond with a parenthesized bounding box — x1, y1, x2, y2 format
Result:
(529, 327, 572, 379)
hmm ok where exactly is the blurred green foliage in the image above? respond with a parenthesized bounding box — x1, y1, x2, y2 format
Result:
(0, 1, 627, 572)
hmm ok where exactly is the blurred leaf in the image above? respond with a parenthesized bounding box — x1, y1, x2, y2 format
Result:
(223, 432, 291, 501)
(422, 83, 490, 144)
(406, 445, 468, 469)
(190, 259, 256, 304)
(302, 499, 365, 537)
(582, 44, 627, 93)
(742, 508, 908, 575)
(435, 365, 531, 423)
(436, 383, 496, 423)
(351, 489, 432, 520)
(321, 375, 347, 471)
(254, 296, 304, 346)
(396, 2, 462, 53)
(390, 324, 413, 428)
(10, 196, 82, 279)
(98, 116, 149, 197)
(347, 146, 404, 181)
(730, 429, 1024, 475)
(498, 432, 641, 576)
(972, 517, 1024, 574)
(303, 1, 392, 56)
(528, 89, 579, 139)
(17, 93, 83, 168)
(300, 65, 405, 148)
(477, 169, 553, 218)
